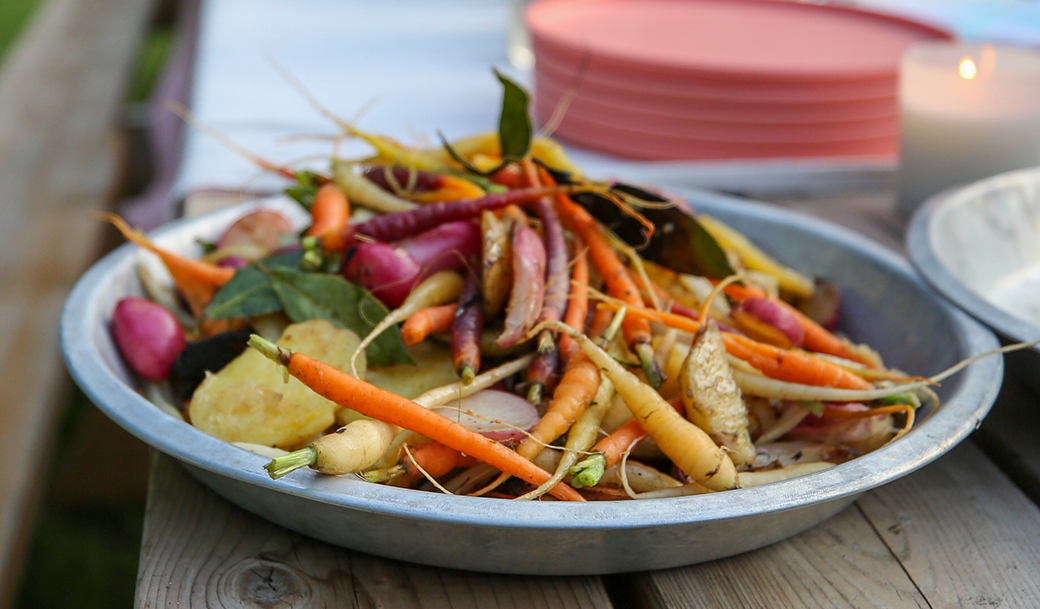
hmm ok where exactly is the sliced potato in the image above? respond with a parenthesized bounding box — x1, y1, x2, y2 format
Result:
(679, 321, 756, 469)
(189, 319, 365, 450)
(363, 341, 459, 400)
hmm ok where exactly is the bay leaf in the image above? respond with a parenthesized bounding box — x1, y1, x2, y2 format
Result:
(203, 250, 303, 320)
(266, 267, 413, 367)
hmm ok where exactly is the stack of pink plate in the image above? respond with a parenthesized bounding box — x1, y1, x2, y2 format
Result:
(527, 0, 951, 161)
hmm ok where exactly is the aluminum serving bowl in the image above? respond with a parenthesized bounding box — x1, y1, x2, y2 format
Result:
(907, 166, 1040, 395)
(62, 191, 999, 575)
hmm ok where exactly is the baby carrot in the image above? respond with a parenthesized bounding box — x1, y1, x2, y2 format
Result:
(725, 283, 877, 368)
(401, 303, 457, 345)
(249, 336, 584, 501)
(570, 418, 646, 488)
(306, 183, 351, 251)
(551, 190, 663, 387)
(451, 272, 484, 383)
(540, 321, 736, 491)
(104, 213, 234, 315)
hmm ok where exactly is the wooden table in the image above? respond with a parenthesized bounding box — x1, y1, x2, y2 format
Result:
(134, 191, 1040, 608)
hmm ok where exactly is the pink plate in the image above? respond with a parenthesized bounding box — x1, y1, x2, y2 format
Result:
(533, 44, 898, 103)
(533, 70, 898, 127)
(546, 112, 897, 160)
(532, 94, 898, 143)
(527, 0, 951, 81)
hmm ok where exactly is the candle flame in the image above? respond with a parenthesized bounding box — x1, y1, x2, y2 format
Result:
(959, 56, 977, 80)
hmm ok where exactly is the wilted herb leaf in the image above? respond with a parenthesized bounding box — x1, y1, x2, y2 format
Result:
(570, 183, 735, 280)
(203, 250, 304, 320)
(266, 267, 413, 367)
(494, 69, 532, 161)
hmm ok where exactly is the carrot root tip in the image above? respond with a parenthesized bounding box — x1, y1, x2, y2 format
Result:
(265, 446, 317, 479)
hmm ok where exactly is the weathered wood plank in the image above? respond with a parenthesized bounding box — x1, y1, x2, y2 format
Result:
(136, 453, 614, 609)
(628, 501, 927, 609)
(0, 0, 156, 605)
(859, 441, 1040, 607)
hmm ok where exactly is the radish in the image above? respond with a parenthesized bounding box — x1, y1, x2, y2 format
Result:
(111, 297, 186, 381)
(342, 240, 421, 308)
(396, 221, 480, 277)
(432, 389, 539, 443)
(217, 210, 294, 251)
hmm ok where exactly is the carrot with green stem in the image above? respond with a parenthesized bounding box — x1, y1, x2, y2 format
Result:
(350, 271, 464, 377)
(305, 182, 350, 245)
(550, 187, 664, 388)
(534, 319, 737, 491)
(362, 441, 478, 485)
(104, 213, 234, 316)
(593, 296, 874, 391)
(401, 303, 458, 345)
(569, 417, 647, 489)
(249, 335, 584, 501)
(519, 373, 616, 499)
(451, 272, 484, 383)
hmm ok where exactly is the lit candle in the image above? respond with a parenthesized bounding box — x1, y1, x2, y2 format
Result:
(898, 42, 1040, 216)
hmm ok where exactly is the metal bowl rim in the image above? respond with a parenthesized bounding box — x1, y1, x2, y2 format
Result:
(907, 166, 1040, 351)
(61, 190, 1001, 531)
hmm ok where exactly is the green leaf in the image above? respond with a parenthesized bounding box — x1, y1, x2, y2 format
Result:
(266, 267, 413, 367)
(202, 250, 303, 320)
(494, 69, 532, 161)
(284, 170, 323, 211)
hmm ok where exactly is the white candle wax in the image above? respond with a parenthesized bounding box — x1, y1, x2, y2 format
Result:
(898, 43, 1040, 216)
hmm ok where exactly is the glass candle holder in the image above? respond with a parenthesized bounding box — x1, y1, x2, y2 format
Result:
(898, 42, 1040, 217)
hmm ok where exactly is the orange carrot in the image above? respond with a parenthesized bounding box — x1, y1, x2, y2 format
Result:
(401, 303, 458, 345)
(396, 441, 479, 484)
(517, 354, 601, 460)
(603, 302, 873, 390)
(549, 185, 662, 387)
(249, 336, 584, 501)
(559, 235, 589, 362)
(306, 183, 351, 251)
(593, 418, 646, 471)
(724, 283, 877, 368)
(104, 213, 234, 315)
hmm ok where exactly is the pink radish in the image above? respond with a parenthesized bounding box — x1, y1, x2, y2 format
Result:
(738, 297, 805, 348)
(111, 297, 186, 381)
(396, 221, 480, 277)
(342, 241, 421, 308)
(217, 210, 294, 251)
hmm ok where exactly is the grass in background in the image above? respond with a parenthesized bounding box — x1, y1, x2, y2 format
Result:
(0, 0, 42, 60)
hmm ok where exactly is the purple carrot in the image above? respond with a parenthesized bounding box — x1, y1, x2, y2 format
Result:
(451, 271, 484, 384)
(525, 346, 561, 404)
(342, 185, 580, 245)
(497, 223, 546, 348)
(396, 221, 480, 278)
(342, 240, 421, 308)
